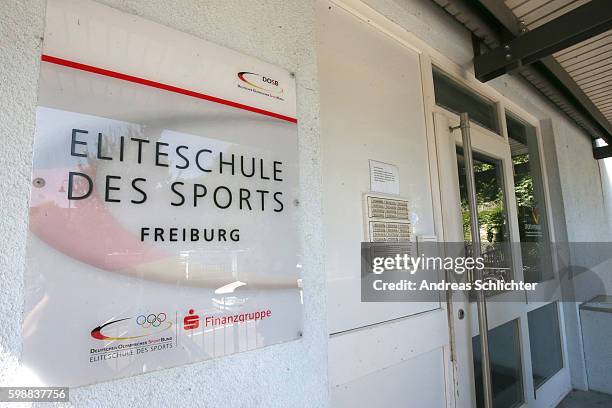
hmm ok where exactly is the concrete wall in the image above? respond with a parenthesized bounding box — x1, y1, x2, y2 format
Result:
(600, 157, 612, 245)
(0, 0, 328, 406)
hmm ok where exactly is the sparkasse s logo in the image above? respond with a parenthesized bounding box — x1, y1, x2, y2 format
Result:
(183, 309, 200, 330)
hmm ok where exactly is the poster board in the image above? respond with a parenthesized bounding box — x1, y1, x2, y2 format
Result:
(22, 0, 301, 387)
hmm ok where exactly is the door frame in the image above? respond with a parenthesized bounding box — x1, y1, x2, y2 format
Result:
(430, 99, 571, 408)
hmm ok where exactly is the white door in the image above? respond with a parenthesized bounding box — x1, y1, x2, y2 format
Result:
(317, 2, 456, 407)
(434, 109, 571, 408)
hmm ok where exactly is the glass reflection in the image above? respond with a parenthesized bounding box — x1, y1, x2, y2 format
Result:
(456, 147, 513, 287)
(507, 112, 553, 283)
(473, 319, 524, 408)
(528, 302, 563, 388)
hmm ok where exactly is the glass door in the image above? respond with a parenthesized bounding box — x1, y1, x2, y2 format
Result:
(456, 146, 525, 408)
(427, 60, 574, 407)
(505, 112, 571, 408)
(459, 116, 527, 408)
(435, 110, 530, 408)
(434, 109, 570, 408)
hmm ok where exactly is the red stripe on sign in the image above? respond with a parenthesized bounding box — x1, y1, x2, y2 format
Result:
(40, 54, 298, 124)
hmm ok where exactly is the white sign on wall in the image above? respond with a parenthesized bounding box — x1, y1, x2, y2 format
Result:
(22, 0, 301, 387)
(369, 160, 400, 195)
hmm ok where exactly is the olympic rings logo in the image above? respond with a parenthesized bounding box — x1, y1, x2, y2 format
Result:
(136, 313, 167, 328)
(91, 312, 172, 341)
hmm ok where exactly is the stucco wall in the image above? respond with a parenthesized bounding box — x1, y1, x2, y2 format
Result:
(0, 0, 328, 406)
(0, 0, 46, 391)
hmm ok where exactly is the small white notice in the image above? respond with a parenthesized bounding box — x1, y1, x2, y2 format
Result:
(369, 160, 400, 195)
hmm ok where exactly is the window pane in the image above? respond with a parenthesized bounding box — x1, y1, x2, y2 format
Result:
(473, 320, 524, 408)
(456, 147, 513, 286)
(507, 112, 553, 282)
(528, 302, 563, 388)
(433, 68, 500, 134)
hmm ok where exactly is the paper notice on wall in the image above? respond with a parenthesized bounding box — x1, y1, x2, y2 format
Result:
(369, 160, 400, 195)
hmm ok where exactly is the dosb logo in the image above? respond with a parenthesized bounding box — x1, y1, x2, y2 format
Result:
(237, 72, 283, 94)
(91, 312, 171, 341)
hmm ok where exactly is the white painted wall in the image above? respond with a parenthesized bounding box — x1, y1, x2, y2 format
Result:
(318, 0, 437, 335)
(317, 2, 454, 406)
(0, 0, 328, 406)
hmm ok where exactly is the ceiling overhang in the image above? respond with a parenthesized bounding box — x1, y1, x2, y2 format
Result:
(433, 0, 612, 159)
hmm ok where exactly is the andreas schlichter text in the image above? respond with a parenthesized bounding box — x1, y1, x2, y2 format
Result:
(373, 279, 538, 291)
